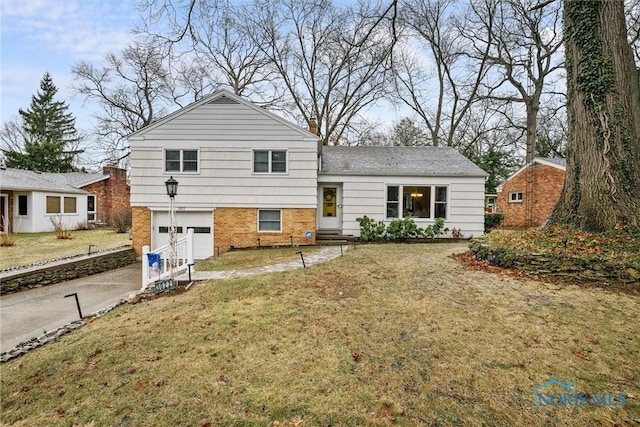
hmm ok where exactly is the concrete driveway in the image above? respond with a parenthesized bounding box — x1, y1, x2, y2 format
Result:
(0, 262, 141, 352)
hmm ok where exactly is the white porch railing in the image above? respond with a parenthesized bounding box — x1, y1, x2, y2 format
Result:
(142, 228, 194, 290)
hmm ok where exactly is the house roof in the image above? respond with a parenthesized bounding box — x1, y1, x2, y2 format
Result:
(128, 89, 318, 140)
(320, 146, 488, 177)
(0, 168, 95, 194)
(62, 171, 109, 188)
(496, 157, 566, 192)
(538, 157, 566, 168)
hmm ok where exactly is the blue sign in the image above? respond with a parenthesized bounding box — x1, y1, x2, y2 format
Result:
(305, 231, 313, 239)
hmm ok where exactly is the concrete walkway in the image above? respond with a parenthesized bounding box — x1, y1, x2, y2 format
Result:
(177, 245, 346, 281)
(0, 245, 347, 354)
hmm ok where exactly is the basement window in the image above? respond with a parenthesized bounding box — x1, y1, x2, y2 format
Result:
(258, 209, 281, 232)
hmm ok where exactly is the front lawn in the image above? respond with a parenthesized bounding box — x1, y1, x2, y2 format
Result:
(1, 243, 638, 425)
(0, 229, 131, 270)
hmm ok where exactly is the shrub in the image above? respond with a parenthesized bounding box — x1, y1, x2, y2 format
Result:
(112, 210, 132, 233)
(356, 215, 387, 242)
(451, 227, 463, 239)
(484, 213, 504, 233)
(357, 216, 449, 242)
(50, 217, 73, 240)
(0, 216, 16, 246)
(1, 233, 16, 247)
(424, 217, 448, 238)
(386, 218, 422, 240)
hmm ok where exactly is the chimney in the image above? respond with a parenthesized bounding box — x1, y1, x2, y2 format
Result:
(309, 116, 318, 136)
(103, 164, 125, 180)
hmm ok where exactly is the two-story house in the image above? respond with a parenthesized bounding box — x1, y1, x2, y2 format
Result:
(129, 90, 487, 259)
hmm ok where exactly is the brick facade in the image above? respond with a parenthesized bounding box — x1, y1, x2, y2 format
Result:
(81, 165, 130, 226)
(131, 207, 317, 257)
(131, 207, 151, 256)
(497, 164, 565, 227)
(214, 208, 316, 253)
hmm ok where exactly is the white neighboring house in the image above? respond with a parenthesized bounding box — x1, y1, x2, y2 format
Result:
(0, 168, 91, 233)
(128, 90, 487, 260)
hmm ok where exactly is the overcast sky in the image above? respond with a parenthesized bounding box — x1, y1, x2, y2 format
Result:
(1, 0, 138, 130)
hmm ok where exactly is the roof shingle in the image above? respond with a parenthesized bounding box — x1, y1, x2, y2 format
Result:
(320, 146, 487, 177)
(0, 168, 103, 193)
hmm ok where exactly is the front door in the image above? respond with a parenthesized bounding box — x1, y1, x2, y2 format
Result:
(318, 185, 341, 231)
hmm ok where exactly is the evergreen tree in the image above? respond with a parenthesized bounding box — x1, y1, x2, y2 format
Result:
(2, 72, 82, 172)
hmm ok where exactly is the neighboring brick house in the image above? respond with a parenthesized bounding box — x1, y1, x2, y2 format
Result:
(75, 165, 130, 226)
(0, 165, 130, 233)
(496, 157, 566, 227)
(128, 90, 487, 259)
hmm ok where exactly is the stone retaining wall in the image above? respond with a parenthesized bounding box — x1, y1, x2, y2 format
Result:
(0, 247, 137, 294)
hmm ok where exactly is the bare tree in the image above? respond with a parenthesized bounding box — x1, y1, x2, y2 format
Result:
(138, 0, 281, 105)
(72, 42, 174, 163)
(392, 0, 492, 147)
(626, 0, 640, 66)
(535, 100, 567, 158)
(462, 0, 564, 163)
(243, 0, 396, 145)
(0, 118, 28, 154)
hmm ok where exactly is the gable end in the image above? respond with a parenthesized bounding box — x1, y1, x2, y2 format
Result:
(209, 95, 239, 105)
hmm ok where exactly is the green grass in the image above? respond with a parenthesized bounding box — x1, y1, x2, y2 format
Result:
(0, 229, 131, 270)
(1, 243, 638, 426)
(195, 246, 320, 271)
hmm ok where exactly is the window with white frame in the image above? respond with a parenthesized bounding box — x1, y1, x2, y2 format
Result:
(18, 194, 28, 216)
(386, 185, 448, 219)
(87, 195, 96, 221)
(165, 149, 198, 172)
(435, 186, 447, 218)
(253, 150, 287, 173)
(46, 196, 61, 214)
(64, 197, 77, 213)
(403, 186, 431, 218)
(46, 196, 77, 214)
(509, 192, 523, 203)
(258, 209, 281, 231)
(386, 186, 399, 218)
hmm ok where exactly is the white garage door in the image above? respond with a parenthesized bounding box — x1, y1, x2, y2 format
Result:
(153, 211, 213, 260)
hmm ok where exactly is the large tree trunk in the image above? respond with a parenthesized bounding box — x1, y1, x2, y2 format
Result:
(550, 0, 640, 231)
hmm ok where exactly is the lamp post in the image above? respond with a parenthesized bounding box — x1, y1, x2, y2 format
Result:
(165, 176, 178, 285)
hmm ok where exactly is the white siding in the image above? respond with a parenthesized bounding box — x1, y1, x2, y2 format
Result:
(132, 103, 311, 142)
(321, 175, 485, 238)
(21, 191, 88, 233)
(130, 100, 318, 210)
